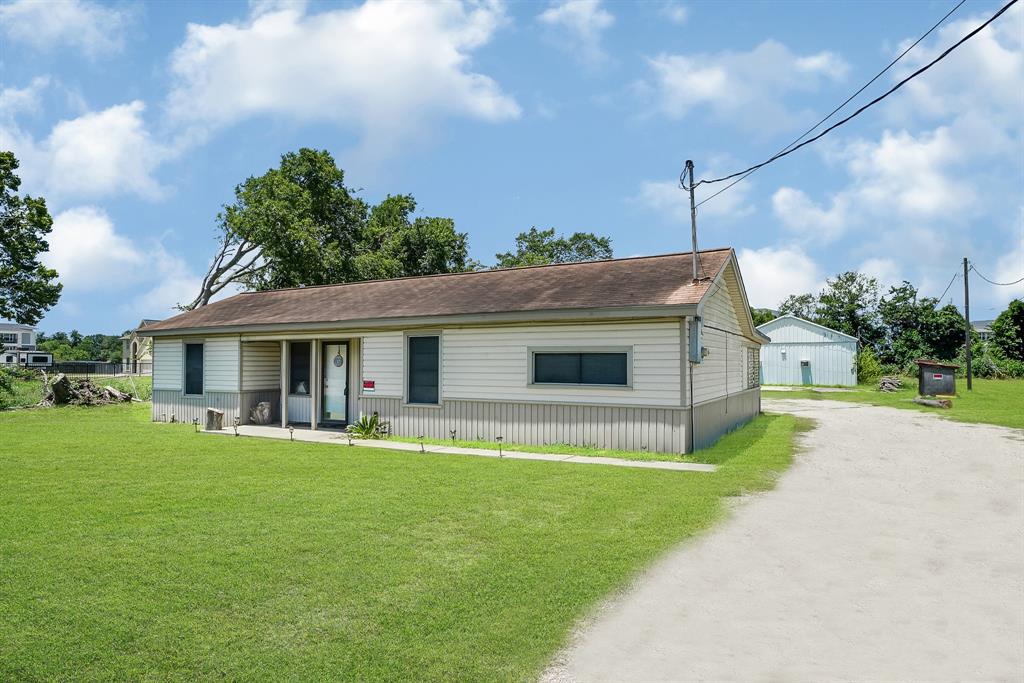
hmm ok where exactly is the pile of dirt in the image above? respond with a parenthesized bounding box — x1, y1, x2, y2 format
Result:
(40, 373, 133, 407)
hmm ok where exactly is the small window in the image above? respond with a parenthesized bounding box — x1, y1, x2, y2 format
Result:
(289, 341, 311, 395)
(184, 343, 204, 395)
(408, 335, 439, 404)
(1, 333, 15, 344)
(533, 351, 628, 386)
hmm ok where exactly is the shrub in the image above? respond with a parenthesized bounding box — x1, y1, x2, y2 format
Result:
(346, 413, 388, 439)
(857, 347, 883, 383)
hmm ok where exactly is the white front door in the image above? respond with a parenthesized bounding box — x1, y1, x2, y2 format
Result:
(322, 342, 348, 424)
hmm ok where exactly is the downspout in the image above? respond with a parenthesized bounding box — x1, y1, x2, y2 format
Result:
(688, 359, 696, 453)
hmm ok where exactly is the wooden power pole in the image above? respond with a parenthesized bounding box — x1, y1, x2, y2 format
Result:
(685, 160, 699, 282)
(963, 256, 972, 391)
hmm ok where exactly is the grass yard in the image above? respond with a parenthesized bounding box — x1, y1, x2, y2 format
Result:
(389, 435, 701, 463)
(763, 377, 1024, 430)
(0, 374, 152, 408)
(0, 403, 807, 681)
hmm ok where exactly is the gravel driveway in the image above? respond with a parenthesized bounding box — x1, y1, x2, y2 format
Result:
(543, 399, 1024, 683)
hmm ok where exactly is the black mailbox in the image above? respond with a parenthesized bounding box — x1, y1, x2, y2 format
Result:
(915, 359, 958, 396)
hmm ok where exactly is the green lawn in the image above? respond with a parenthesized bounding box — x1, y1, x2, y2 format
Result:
(389, 435, 699, 463)
(1, 374, 152, 408)
(0, 404, 807, 681)
(763, 377, 1024, 430)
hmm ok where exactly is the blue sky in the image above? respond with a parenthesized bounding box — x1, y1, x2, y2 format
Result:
(1, 0, 1021, 334)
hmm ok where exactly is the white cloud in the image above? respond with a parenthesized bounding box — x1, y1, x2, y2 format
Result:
(0, 0, 130, 57)
(636, 170, 752, 222)
(771, 186, 848, 244)
(0, 76, 49, 118)
(737, 245, 824, 309)
(659, 2, 687, 25)
(167, 0, 520, 157)
(538, 0, 615, 67)
(42, 207, 146, 291)
(858, 257, 904, 291)
(641, 40, 848, 131)
(2, 99, 172, 200)
(41, 206, 225, 315)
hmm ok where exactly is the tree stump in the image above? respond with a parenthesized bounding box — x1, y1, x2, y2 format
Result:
(249, 401, 272, 425)
(50, 373, 73, 404)
(205, 408, 225, 431)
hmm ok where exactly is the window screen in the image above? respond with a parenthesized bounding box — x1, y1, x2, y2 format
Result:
(408, 336, 439, 404)
(184, 343, 204, 395)
(289, 341, 311, 394)
(533, 352, 628, 385)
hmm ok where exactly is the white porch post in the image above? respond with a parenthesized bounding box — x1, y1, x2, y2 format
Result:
(280, 340, 289, 428)
(310, 339, 319, 431)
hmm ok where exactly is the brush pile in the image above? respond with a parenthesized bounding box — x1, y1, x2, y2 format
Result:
(878, 376, 903, 392)
(40, 373, 133, 406)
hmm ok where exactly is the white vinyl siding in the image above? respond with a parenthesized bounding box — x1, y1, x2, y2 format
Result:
(241, 342, 281, 391)
(442, 321, 681, 406)
(203, 336, 241, 392)
(691, 283, 753, 404)
(153, 339, 183, 390)
(360, 331, 404, 397)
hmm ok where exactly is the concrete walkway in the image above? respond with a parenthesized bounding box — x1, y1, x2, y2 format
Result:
(543, 398, 1024, 682)
(205, 424, 716, 473)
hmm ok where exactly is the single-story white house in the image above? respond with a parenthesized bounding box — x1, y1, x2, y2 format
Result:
(139, 248, 768, 453)
(756, 314, 858, 386)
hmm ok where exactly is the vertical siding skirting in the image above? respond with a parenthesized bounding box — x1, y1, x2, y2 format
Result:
(357, 397, 691, 454)
(691, 387, 761, 450)
(152, 390, 241, 426)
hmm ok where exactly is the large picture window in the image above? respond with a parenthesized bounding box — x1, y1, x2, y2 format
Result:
(408, 335, 439, 404)
(184, 343, 204, 395)
(533, 351, 629, 386)
(289, 341, 311, 395)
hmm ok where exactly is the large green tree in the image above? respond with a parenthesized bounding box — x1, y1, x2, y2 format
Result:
(990, 298, 1024, 361)
(0, 152, 61, 324)
(495, 227, 612, 268)
(183, 149, 473, 309)
(878, 281, 967, 365)
(777, 293, 819, 322)
(816, 271, 882, 345)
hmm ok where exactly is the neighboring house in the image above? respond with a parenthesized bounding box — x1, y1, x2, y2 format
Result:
(1, 322, 52, 367)
(121, 319, 161, 373)
(973, 319, 995, 343)
(756, 315, 858, 387)
(139, 249, 768, 453)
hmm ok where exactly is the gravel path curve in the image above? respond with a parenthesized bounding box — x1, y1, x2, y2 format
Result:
(542, 399, 1024, 683)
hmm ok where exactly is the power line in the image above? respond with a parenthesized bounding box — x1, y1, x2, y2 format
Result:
(936, 271, 960, 302)
(687, 0, 1018, 190)
(970, 264, 1024, 286)
(688, 0, 966, 209)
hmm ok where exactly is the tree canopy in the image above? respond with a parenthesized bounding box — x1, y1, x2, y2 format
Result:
(990, 299, 1024, 361)
(183, 149, 474, 309)
(494, 227, 612, 268)
(0, 152, 61, 325)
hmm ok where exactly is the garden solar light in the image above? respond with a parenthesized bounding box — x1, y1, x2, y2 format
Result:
(288, 425, 294, 441)
(232, 417, 239, 436)
(192, 418, 199, 433)
(418, 436, 425, 453)
(496, 436, 504, 458)
(346, 433, 353, 447)
(450, 428, 457, 444)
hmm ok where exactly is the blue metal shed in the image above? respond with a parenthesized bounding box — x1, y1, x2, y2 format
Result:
(756, 315, 858, 386)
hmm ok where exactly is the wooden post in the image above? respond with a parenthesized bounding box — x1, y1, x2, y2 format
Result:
(310, 340, 319, 431)
(280, 340, 289, 428)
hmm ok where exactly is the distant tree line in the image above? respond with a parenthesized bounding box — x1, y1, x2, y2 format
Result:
(36, 331, 124, 362)
(754, 272, 1024, 379)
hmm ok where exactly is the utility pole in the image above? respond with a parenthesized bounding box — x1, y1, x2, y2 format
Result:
(685, 160, 700, 282)
(963, 256, 972, 391)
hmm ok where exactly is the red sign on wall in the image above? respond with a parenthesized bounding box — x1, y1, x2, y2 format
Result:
(363, 380, 376, 391)
(933, 373, 943, 379)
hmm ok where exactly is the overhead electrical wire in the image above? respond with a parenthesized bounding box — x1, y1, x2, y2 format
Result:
(936, 271, 960, 302)
(970, 264, 1024, 287)
(683, 0, 1018, 195)
(686, 0, 967, 208)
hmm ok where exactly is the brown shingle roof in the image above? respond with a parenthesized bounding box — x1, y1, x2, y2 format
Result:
(143, 248, 732, 333)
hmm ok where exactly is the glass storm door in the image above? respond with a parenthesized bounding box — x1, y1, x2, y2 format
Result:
(322, 342, 348, 424)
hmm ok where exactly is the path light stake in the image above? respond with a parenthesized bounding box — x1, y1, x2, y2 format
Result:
(346, 433, 353, 447)
(418, 436, 425, 453)
(288, 425, 294, 442)
(450, 428, 457, 445)
(192, 418, 199, 433)
(497, 436, 503, 458)
(232, 417, 239, 437)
